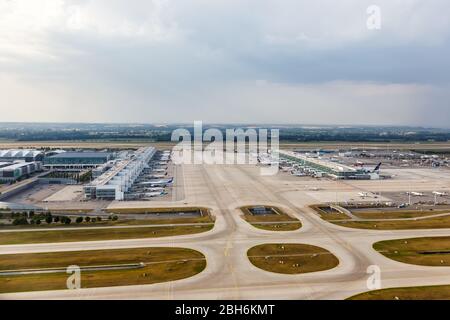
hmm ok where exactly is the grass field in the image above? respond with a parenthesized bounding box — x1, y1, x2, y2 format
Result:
(310, 205, 351, 221)
(350, 209, 448, 220)
(309, 205, 450, 230)
(250, 223, 303, 231)
(105, 206, 211, 215)
(240, 206, 301, 231)
(333, 215, 450, 230)
(0, 215, 215, 230)
(1, 139, 450, 150)
(0, 224, 214, 245)
(247, 243, 339, 274)
(373, 236, 450, 266)
(0, 247, 206, 294)
(0, 140, 178, 150)
(348, 285, 450, 300)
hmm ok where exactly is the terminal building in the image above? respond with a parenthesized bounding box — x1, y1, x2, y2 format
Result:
(43, 152, 113, 170)
(84, 147, 156, 200)
(0, 162, 43, 182)
(0, 149, 44, 163)
(279, 150, 375, 180)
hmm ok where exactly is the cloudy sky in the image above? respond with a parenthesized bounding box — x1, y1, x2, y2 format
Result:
(1, 0, 449, 127)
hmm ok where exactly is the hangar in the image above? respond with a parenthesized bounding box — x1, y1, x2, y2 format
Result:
(0, 149, 44, 162)
(43, 152, 113, 170)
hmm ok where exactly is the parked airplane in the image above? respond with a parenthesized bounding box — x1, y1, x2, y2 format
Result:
(132, 186, 165, 192)
(141, 174, 166, 179)
(433, 191, 448, 196)
(258, 158, 278, 166)
(145, 187, 165, 192)
(129, 191, 166, 199)
(142, 191, 166, 198)
(407, 192, 425, 196)
(362, 163, 382, 174)
(291, 171, 306, 177)
(137, 178, 173, 187)
(358, 192, 369, 198)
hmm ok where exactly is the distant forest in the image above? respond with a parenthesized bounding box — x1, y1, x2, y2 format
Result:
(0, 123, 449, 143)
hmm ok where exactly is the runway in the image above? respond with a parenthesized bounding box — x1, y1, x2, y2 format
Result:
(1, 162, 450, 300)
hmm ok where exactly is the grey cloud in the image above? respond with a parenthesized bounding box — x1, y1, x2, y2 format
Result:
(0, 0, 449, 126)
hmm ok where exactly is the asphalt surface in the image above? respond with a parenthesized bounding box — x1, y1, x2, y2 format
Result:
(1, 160, 450, 300)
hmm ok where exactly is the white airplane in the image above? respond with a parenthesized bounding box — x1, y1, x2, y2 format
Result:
(432, 191, 448, 196)
(259, 159, 278, 166)
(133, 187, 165, 192)
(407, 192, 425, 196)
(362, 163, 382, 174)
(137, 178, 173, 187)
(358, 192, 369, 198)
(147, 187, 165, 192)
(143, 174, 166, 179)
(142, 191, 165, 198)
(291, 171, 306, 177)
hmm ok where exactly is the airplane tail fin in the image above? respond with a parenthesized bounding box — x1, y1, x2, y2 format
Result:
(373, 162, 382, 173)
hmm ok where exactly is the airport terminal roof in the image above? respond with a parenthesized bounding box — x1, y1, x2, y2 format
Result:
(0, 201, 43, 211)
(0, 162, 36, 170)
(46, 152, 111, 158)
(0, 162, 11, 168)
(279, 150, 358, 173)
(0, 149, 43, 158)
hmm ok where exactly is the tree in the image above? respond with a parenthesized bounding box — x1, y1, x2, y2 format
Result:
(85, 216, 91, 222)
(45, 216, 53, 224)
(12, 217, 29, 225)
(111, 215, 118, 221)
(91, 218, 97, 223)
(76, 217, 83, 224)
(53, 216, 60, 223)
(97, 216, 102, 222)
(35, 219, 41, 225)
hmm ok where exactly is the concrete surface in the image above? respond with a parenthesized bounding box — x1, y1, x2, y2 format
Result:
(1, 162, 450, 300)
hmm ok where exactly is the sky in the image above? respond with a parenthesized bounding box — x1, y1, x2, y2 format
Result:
(0, 0, 450, 127)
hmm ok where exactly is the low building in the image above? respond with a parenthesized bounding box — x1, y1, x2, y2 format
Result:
(279, 150, 371, 180)
(0, 162, 11, 169)
(84, 147, 156, 200)
(0, 162, 43, 182)
(0, 201, 44, 212)
(92, 161, 115, 178)
(0, 149, 44, 162)
(43, 152, 113, 170)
